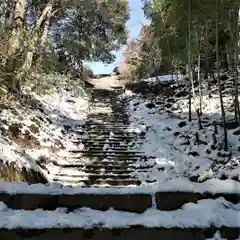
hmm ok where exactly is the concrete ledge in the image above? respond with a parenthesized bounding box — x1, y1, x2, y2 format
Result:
(155, 192, 240, 210)
(156, 192, 203, 210)
(0, 193, 152, 213)
(0, 228, 205, 240)
(0, 227, 239, 240)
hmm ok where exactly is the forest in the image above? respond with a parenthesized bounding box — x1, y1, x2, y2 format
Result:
(123, 0, 240, 151)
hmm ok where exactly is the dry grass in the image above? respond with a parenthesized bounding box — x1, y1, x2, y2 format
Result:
(0, 160, 47, 183)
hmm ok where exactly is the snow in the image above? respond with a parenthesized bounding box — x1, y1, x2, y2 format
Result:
(125, 78, 240, 184)
(0, 87, 90, 181)
(0, 197, 239, 229)
(143, 74, 185, 83)
(0, 178, 239, 195)
(126, 97, 214, 184)
(0, 73, 239, 194)
(207, 231, 226, 240)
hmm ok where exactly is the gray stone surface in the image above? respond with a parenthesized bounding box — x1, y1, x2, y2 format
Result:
(0, 228, 205, 240)
(0, 193, 152, 213)
(156, 192, 204, 210)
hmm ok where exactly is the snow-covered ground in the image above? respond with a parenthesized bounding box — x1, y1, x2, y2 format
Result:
(0, 87, 90, 181)
(144, 74, 185, 83)
(0, 197, 239, 229)
(125, 76, 240, 185)
(0, 73, 239, 192)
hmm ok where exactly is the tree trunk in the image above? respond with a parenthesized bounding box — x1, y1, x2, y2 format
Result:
(216, 0, 228, 151)
(198, 54, 203, 115)
(36, 11, 52, 65)
(7, 0, 26, 56)
(188, 0, 192, 122)
(234, 8, 240, 125)
(5, 0, 26, 91)
(15, 0, 54, 88)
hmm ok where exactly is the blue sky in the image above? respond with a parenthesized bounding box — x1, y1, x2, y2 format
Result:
(87, 0, 148, 75)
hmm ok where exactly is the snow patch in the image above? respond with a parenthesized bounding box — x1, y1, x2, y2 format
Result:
(0, 198, 239, 229)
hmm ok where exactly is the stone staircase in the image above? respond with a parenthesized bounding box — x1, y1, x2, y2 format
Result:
(51, 88, 145, 187)
(0, 86, 239, 239)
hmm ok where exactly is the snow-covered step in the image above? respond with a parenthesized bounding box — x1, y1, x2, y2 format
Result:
(53, 178, 142, 186)
(72, 139, 132, 143)
(74, 131, 137, 137)
(2, 227, 239, 240)
(69, 157, 141, 162)
(69, 151, 139, 157)
(70, 149, 142, 154)
(80, 138, 132, 143)
(83, 122, 129, 126)
(65, 160, 139, 166)
(55, 173, 135, 180)
(72, 155, 141, 161)
(52, 163, 138, 169)
(59, 168, 135, 174)
(75, 135, 136, 139)
(83, 130, 130, 134)
(83, 147, 129, 151)
(69, 153, 141, 158)
(83, 144, 129, 149)
(0, 192, 151, 213)
(81, 141, 129, 146)
(82, 125, 129, 129)
(0, 196, 239, 239)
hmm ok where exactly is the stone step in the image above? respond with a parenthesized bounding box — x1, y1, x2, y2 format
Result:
(83, 124, 129, 128)
(79, 138, 132, 143)
(1, 227, 239, 240)
(1, 184, 239, 212)
(55, 173, 134, 180)
(53, 178, 141, 186)
(82, 141, 128, 146)
(68, 157, 139, 163)
(64, 168, 135, 174)
(72, 138, 129, 142)
(52, 163, 137, 169)
(81, 128, 130, 132)
(70, 154, 141, 160)
(74, 131, 136, 136)
(75, 134, 135, 139)
(83, 144, 129, 149)
(82, 143, 128, 147)
(70, 150, 143, 154)
(82, 128, 129, 132)
(83, 147, 129, 151)
(0, 193, 151, 213)
(86, 131, 136, 135)
(155, 191, 240, 211)
(69, 152, 142, 159)
(84, 122, 129, 126)
(87, 120, 129, 124)
(83, 123, 128, 126)
(85, 118, 128, 122)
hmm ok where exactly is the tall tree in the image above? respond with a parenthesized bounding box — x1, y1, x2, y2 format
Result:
(7, 0, 26, 56)
(216, 0, 228, 151)
(2, 0, 129, 91)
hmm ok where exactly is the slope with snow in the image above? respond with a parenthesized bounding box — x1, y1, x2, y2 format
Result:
(125, 75, 240, 185)
(0, 87, 90, 181)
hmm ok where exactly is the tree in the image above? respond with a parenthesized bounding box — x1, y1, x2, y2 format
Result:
(2, 0, 130, 91)
(216, 0, 228, 151)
